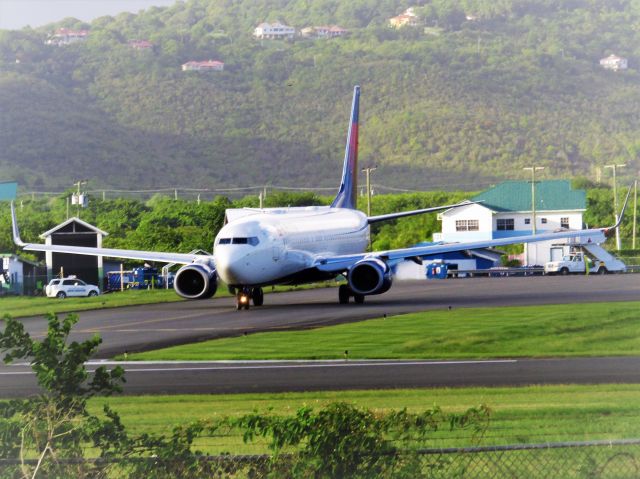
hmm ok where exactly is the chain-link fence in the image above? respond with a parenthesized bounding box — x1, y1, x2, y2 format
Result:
(1, 439, 639, 479)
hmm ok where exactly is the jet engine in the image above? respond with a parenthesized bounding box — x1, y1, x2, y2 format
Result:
(347, 258, 392, 295)
(174, 263, 218, 300)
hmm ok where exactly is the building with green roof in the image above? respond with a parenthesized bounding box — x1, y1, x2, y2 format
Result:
(0, 182, 17, 201)
(437, 180, 587, 265)
(472, 180, 585, 213)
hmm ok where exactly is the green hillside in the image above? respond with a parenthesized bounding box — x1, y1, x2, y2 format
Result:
(1, 0, 639, 191)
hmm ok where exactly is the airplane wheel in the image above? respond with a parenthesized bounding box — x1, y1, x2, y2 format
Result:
(354, 294, 365, 304)
(338, 285, 350, 304)
(252, 287, 264, 306)
(236, 288, 251, 311)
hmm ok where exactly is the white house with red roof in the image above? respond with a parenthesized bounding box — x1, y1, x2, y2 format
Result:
(253, 22, 296, 40)
(46, 28, 89, 46)
(181, 60, 224, 72)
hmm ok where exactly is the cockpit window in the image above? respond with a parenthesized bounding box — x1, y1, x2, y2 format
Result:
(218, 237, 259, 246)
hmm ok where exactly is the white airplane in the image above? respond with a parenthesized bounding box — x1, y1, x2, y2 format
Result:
(11, 86, 631, 310)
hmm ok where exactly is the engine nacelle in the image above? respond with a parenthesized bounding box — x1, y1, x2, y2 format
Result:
(347, 258, 392, 295)
(174, 263, 218, 300)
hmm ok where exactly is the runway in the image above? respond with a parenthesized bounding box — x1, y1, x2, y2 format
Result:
(14, 275, 640, 359)
(3, 275, 638, 397)
(3, 357, 640, 397)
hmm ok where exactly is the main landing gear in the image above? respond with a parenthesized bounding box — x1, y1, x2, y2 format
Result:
(235, 287, 264, 310)
(338, 285, 365, 305)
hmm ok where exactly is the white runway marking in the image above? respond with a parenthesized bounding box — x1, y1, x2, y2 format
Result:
(1, 359, 517, 375)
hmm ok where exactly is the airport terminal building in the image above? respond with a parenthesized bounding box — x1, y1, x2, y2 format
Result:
(436, 180, 586, 266)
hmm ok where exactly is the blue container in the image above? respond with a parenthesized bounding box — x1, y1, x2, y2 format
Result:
(426, 263, 448, 279)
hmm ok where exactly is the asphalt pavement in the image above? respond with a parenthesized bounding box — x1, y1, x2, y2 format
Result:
(2, 274, 638, 397)
(14, 274, 640, 358)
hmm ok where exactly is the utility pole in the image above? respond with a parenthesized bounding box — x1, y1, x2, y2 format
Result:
(604, 163, 626, 250)
(523, 166, 544, 235)
(633, 178, 637, 250)
(523, 166, 544, 267)
(361, 166, 377, 217)
(73, 179, 87, 218)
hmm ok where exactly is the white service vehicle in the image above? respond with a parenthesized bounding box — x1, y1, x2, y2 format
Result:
(45, 277, 100, 298)
(545, 244, 626, 275)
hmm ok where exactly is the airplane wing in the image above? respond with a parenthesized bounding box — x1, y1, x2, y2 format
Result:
(316, 187, 632, 273)
(11, 202, 208, 265)
(367, 201, 479, 224)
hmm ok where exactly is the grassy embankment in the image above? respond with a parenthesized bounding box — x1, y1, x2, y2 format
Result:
(0, 281, 337, 318)
(129, 301, 640, 360)
(0, 289, 182, 318)
(88, 384, 640, 453)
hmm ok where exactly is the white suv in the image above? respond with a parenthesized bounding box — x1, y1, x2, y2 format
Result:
(45, 277, 100, 299)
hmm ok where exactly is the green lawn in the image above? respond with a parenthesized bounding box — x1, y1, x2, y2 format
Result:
(0, 289, 183, 318)
(129, 301, 640, 360)
(89, 384, 640, 453)
(0, 282, 337, 318)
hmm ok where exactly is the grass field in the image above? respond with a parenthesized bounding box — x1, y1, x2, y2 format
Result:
(0, 282, 337, 319)
(88, 384, 640, 453)
(129, 301, 640, 360)
(0, 289, 183, 318)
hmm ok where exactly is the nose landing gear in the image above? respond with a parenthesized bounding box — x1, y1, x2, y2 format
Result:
(235, 287, 265, 310)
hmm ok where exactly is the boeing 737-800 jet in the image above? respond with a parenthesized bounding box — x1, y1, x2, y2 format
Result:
(11, 86, 630, 309)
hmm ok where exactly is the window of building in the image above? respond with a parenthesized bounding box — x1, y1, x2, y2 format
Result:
(497, 218, 514, 231)
(455, 219, 479, 231)
(561, 217, 569, 228)
(524, 218, 531, 225)
(541, 218, 547, 224)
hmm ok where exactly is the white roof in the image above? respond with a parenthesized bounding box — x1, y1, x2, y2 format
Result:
(40, 217, 108, 239)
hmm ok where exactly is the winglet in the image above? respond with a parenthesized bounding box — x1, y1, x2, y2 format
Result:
(331, 85, 360, 209)
(10, 202, 26, 247)
(603, 186, 632, 236)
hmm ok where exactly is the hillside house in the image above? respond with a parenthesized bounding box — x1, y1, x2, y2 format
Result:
(600, 54, 628, 71)
(436, 180, 587, 266)
(181, 60, 224, 72)
(45, 28, 89, 46)
(129, 40, 154, 50)
(389, 8, 421, 28)
(253, 22, 295, 40)
(300, 25, 348, 38)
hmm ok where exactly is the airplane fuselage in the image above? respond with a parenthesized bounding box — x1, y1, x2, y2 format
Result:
(213, 207, 369, 286)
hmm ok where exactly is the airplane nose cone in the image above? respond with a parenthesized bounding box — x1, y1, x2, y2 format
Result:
(215, 251, 250, 285)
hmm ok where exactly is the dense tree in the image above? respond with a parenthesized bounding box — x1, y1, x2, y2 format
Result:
(1, 0, 639, 192)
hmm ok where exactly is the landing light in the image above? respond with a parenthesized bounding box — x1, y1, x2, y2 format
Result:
(240, 295, 248, 303)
